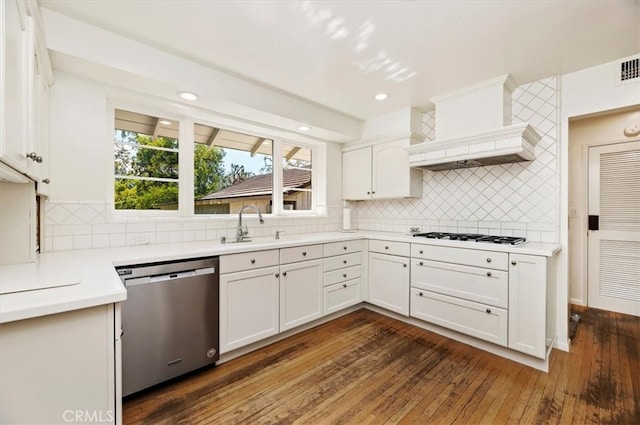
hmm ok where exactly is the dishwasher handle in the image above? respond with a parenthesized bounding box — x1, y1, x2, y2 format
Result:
(125, 267, 216, 286)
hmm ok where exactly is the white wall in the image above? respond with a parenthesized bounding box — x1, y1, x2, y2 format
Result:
(44, 72, 342, 252)
(561, 55, 640, 314)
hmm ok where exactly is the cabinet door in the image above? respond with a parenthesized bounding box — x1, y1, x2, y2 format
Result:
(0, 305, 116, 424)
(372, 139, 421, 199)
(1, 1, 30, 173)
(32, 70, 50, 194)
(220, 266, 280, 353)
(280, 259, 323, 331)
(508, 254, 547, 358)
(342, 147, 372, 200)
(368, 252, 410, 316)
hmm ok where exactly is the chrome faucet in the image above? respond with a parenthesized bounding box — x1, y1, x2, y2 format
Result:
(237, 204, 265, 242)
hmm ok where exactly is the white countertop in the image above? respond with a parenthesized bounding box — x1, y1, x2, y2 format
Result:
(0, 230, 560, 324)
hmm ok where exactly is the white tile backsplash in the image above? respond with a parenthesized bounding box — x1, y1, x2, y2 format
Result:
(352, 76, 560, 243)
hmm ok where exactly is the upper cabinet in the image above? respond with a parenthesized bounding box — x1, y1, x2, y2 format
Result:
(343, 137, 423, 200)
(342, 107, 424, 201)
(1, 0, 52, 191)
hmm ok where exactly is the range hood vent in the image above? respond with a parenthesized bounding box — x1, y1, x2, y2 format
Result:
(408, 74, 541, 171)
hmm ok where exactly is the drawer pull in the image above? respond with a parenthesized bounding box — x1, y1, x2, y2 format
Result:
(419, 249, 424, 254)
(275, 273, 280, 278)
(343, 246, 348, 250)
(419, 261, 424, 266)
(486, 258, 492, 263)
(343, 273, 347, 278)
(343, 260, 347, 264)
(418, 291, 423, 296)
(250, 259, 256, 264)
(511, 260, 517, 266)
(486, 272, 492, 277)
(403, 264, 407, 268)
(283, 271, 287, 277)
(343, 283, 347, 288)
(302, 252, 307, 256)
(385, 246, 389, 250)
(486, 308, 492, 314)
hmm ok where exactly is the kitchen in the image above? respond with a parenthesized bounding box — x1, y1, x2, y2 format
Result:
(1, 1, 639, 424)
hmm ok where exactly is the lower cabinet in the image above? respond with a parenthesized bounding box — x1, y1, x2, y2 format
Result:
(280, 259, 323, 331)
(0, 304, 120, 425)
(368, 252, 410, 316)
(324, 279, 361, 314)
(411, 288, 508, 346)
(219, 266, 280, 354)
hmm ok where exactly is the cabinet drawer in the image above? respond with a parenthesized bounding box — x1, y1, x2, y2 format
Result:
(324, 240, 362, 257)
(324, 279, 361, 314)
(324, 265, 361, 286)
(324, 252, 361, 272)
(220, 249, 279, 274)
(369, 239, 410, 257)
(411, 244, 508, 271)
(410, 289, 507, 347)
(411, 259, 508, 308)
(279, 244, 323, 264)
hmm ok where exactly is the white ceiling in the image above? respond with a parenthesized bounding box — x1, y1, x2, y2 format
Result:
(38, 0, 639, 120)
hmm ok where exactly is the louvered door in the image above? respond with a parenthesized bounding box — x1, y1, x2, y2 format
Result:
(588, 141, 640, 316)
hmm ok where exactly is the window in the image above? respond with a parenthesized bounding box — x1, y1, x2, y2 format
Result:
(193, 123, 273, 214)
(281, 143, 312, 212)
(114, 109, 179, 210)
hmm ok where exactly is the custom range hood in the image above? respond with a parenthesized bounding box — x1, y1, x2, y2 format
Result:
(407, 75, 541, 171)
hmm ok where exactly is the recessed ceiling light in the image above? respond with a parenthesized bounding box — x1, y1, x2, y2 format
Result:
(177, 91, 199, 101)
(298, 125, 311, 131)
(159, 120, 172, 126)
(375, 93, 389, 101)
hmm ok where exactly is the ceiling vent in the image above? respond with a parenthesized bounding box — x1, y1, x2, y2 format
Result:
(619, 57, 639, 83)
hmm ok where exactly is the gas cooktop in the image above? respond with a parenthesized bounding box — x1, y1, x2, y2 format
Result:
(412, 232, 527, 246)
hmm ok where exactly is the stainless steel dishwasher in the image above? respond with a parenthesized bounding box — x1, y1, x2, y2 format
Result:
(116, 256, 219, 397)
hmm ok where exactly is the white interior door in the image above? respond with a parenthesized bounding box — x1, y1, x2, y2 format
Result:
(588, 141, 640, 316)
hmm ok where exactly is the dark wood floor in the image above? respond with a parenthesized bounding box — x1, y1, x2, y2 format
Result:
(123, 306, 640, 424)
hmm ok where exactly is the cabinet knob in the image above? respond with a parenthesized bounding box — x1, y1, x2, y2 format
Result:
(372, 191, 376, 194)
(343, 246, 347, 250)
(367, 191, 371, 195)
(385, 246, 389, 250)
(343, 283, 347, 288)
(343, 260, 347, 264)
(26, 152, 43, 163)
(343, 273, 347, 278)
(403, 264, 407, 268)
(302, 252, 307, 256)
(283, 271, 287, 277)
(418, 291, 423, 296)
(419, 261, 424, 266)
(419, 250, 424, 254)
(511, 260, 517, 266)
(250, 259, 256, 264)
(42, 178, 50, 184)
(486, 272, 492, 277)
(275, 273, 280, 278)
(486, 308, 492, 314)
(486, 258, 492, 263)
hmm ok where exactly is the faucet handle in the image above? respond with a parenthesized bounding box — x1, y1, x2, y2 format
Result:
(275, 230, 285, 240)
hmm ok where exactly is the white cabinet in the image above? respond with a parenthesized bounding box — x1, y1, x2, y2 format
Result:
(323, 240, 363, 314)
(219, 265, 280, 354)
(0, 304, 120, 425)
(368, 241, 410, 316)
(342, 139, 422, 200)
(508, 253, 552, 359)
(280, 258, 323, 331)
(1, 0, 30, 174)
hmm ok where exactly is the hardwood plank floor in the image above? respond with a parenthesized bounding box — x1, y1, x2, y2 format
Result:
(123, 306, 640, 425)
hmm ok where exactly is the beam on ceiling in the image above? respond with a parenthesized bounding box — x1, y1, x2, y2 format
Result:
(206, 128, 221, 146)
(250, 138, 266, 157)
(151, 118, 161, 139)
(285, 147, 301, 161)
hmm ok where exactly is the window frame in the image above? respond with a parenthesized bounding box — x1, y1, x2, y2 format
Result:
(108, 102, 324, 218)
